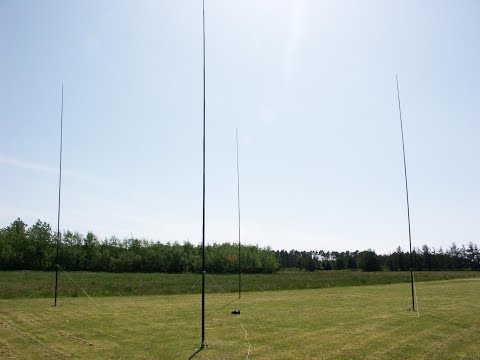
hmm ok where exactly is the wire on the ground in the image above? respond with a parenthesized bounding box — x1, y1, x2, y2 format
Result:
(57, 265, 100, 308)
(240, 320, 251, 360)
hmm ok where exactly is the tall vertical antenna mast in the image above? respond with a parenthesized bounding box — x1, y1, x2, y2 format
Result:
(201, 0, 207, 349)
(395, 75, 416, 312)
(54, 84, 64, 306)
(236, 129, 241, 299)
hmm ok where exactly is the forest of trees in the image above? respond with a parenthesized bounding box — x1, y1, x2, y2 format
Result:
(276, 244, 480, 272)
(0, 218, 479, 273)
(0, 219, 278, 273)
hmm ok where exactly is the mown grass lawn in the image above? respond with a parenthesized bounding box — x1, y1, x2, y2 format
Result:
(1, 277, 479, 359)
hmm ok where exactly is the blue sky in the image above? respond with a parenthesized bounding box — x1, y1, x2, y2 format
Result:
(1, 0, 479, 253)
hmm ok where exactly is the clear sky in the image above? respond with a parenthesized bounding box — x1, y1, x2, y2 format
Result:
(1, 0, 479, 254)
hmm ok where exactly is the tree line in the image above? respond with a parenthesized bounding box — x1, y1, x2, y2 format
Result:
(0, 218, 478, 273)
(0, 219, 278, 273)
(276, 243, 480, 272)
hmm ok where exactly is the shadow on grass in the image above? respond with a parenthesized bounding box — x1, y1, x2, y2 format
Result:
(420, 312, 480, 335)
(187, 344, 208, 360)
(212, 298, 239, 313)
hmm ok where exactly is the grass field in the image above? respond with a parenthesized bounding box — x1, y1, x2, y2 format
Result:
(1, 275, 479, 359)
(1, 270, 479, 299)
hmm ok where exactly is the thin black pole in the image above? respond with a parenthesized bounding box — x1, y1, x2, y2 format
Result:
(236, 129, 241, 299)
(201, 0, 207, 349)
(54, 84, 64, 306)
(395, 75, 415, 311)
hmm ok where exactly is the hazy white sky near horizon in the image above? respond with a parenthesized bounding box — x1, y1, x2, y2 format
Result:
(1, 0, 479, 254)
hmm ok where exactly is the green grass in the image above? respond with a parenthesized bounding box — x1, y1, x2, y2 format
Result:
(1, 278, 479, 359)
(1, 270, 479, 299)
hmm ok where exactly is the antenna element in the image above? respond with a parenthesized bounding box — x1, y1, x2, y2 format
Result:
(54, 84, 64, 306)
(396, 75, 416, 312)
